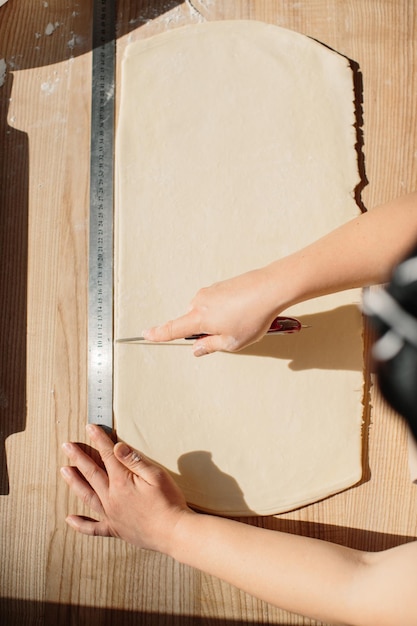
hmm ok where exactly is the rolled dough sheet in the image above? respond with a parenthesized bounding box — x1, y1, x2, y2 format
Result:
(115, 21, 364, 516)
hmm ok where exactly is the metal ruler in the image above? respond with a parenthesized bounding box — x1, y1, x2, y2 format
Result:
(88, 0, 116, 432)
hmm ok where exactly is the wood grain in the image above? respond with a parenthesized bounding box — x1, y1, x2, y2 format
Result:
(1, 1, 416, 625)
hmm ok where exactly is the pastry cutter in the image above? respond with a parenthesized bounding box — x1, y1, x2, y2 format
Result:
(117, 316, 305, 343)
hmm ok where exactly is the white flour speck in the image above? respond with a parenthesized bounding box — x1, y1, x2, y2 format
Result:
(45, 22, 55, 35)
(67, 34, 77, 49)
(41, 73, 60, 95)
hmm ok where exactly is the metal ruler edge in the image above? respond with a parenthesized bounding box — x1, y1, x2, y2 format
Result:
(88, 0, 116, 432)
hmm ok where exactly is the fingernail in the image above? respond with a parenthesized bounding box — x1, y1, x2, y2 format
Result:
(65, 515, 79, 529)
(60, 466, 71, 478)
(62, 442, 72, 454)
(193, 344, 208, 357)
(86, 423, 95, 436)
(141, 329, 150, 339)
(117, 443, 132, 458)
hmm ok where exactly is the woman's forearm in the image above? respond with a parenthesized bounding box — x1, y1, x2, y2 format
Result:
(266, 192, 417, 315)
(170, 510, 417, 626)
(170, 511, 365, 626)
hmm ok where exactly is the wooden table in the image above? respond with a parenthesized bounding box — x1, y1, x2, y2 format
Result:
(1, 1, 416, 624)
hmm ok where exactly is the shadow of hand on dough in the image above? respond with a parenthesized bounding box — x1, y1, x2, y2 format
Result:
(174, 450, 256, 516)
(236, 304, 364, 372)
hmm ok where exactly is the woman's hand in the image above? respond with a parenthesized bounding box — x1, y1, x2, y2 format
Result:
(60, 424, 193, 554)
(142, 267, 280, 356)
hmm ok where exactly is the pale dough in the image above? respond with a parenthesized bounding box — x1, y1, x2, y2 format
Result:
(114, 21, 364, 515)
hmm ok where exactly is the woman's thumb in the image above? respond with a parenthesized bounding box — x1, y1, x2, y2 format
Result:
(114, 442, 144, 471)
(114, 442, 161, 485)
